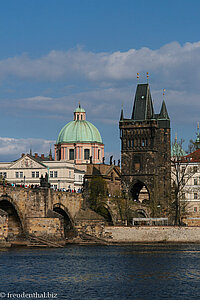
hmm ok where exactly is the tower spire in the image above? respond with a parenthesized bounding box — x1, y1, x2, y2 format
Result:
(159, 89, 169, 119)
(120, 104, 124, 120)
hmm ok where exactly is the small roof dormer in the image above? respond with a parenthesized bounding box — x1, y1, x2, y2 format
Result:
(74, 103, 86, 121)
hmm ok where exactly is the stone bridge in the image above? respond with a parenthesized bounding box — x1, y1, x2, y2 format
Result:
(0, 185, 151, 242)
(0, 185, 83, 241)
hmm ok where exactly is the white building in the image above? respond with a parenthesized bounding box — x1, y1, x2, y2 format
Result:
(0, 153, 84, 191)
(171, 131, 200, 226)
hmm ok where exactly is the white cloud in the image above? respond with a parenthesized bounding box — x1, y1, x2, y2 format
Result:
(0, 41, 200, 91)
(0, 137, 55, 161)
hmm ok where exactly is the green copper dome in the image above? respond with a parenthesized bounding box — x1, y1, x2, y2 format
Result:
(57, 105, 103, 144)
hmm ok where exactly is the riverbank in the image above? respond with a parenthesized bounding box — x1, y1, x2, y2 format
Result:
(1, 226, 200, 248)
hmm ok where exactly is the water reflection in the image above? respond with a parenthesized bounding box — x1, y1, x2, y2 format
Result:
(0, 244, 200, 300)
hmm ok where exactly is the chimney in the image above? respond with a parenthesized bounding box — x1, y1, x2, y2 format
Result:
(34, 153, 38, 158)
(21, 153, 25, 157)
(41, 154, 45, 160)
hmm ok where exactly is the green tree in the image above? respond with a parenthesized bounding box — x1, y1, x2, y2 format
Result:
(88, 176, 107, 210)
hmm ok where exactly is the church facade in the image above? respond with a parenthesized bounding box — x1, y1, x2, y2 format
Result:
(119, 83, 171, 217)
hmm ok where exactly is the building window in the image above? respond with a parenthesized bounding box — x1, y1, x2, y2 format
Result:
(69, 171, 71, 178)
(142, 139, 145, 147)
(182, 167, 186, 173)
(194, 193, 198, 200)
(54, 171, 58, 178)
(79, 175, 82, 181)
(50, 171, 53, 178)
(84, 149, 90, 160)
(98, 149, 100, 160)
(32, 172, 35, 178)
(36, 171, 39, 178)
(194, 207, 198, 212)
(182, 193, 185, 199)
(194, 178, 198, 185)
(16, 172, 19, 178)
(69, 149, 74, 160)
(20, 172, 23, 178)
(194, 166, 198, 173)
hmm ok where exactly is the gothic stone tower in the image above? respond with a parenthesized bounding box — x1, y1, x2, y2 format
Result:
(119, 83, 171, 216)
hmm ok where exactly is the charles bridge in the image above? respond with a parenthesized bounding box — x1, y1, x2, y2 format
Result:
(0, 183, 151, 244)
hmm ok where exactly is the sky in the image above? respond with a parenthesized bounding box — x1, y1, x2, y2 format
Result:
(0, 0, 200, 161)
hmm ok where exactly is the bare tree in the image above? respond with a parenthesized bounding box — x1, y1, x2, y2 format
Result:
(171, 138, 196, 225)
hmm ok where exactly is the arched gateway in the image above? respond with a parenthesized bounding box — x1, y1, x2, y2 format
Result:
(130, 181, 150, 204)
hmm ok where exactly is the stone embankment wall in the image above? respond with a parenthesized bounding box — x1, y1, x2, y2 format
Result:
(27, 217, 64, 239)
(103, 226, 200, 243)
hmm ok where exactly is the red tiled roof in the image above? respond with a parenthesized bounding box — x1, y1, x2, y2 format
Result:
(185, 149, 200, 162)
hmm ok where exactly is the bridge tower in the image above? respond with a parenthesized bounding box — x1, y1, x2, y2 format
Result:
(119, 83, 171, 216)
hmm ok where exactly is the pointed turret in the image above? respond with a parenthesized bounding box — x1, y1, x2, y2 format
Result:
(131, 84, 154, 120)
(194, 122, 200, 149)
(120, 106, 124, 120)
(159, 100, 169, 119)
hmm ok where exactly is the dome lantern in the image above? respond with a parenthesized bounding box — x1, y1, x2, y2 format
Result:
(74, 102, 86, 121)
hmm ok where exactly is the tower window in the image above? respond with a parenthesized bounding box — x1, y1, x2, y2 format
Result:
(98, 149, 100, 160)
(84, 149, 90, 160)
(77, 115, 79, 120)
(69, 149, 74, 160)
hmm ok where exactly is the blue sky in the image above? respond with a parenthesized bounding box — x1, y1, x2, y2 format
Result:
(0, 0, 200, 161)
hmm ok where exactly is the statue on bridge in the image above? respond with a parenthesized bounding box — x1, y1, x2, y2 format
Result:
(40, 173, 51, 188)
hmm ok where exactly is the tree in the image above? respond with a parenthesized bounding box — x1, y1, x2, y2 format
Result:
(171, 138, 196, 225)
(87, 176, 107, 210)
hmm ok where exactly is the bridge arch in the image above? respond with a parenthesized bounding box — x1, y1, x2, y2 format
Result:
(53, 203, 75, 238)
(130, 180, 150, 204)
(0, 195, 25, 239)
(133, 209, 149, 218)
(95, 203, 114, 225)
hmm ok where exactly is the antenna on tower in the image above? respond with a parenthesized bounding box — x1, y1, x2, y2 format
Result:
(147, 72, 149, 83)
(163, 89, 166, 100)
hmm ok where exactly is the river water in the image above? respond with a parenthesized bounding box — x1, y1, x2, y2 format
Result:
(0, 244, 200, 300)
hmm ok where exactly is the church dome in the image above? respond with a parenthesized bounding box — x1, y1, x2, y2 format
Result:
(56, 105, 103, 144)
